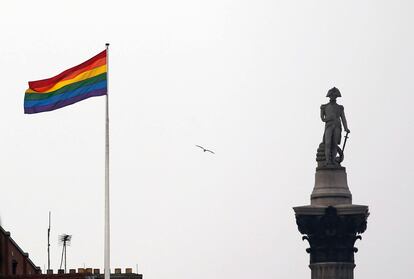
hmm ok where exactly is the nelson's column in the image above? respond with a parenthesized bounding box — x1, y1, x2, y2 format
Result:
(293, 87, 369, 279)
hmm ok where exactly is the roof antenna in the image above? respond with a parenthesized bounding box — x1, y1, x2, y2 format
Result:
(47, 211, 51, 272)
(59, 234, 72, 273)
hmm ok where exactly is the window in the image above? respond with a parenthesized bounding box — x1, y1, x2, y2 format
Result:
(12, 260, 18, 275)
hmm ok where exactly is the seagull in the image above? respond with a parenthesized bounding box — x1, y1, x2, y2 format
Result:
(196, 145, 215, 154)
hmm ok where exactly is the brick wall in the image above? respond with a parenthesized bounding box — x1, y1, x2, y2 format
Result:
(0, 227, 41, 276)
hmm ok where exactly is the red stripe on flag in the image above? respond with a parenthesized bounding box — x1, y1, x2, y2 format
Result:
(29, 50, 106, 91)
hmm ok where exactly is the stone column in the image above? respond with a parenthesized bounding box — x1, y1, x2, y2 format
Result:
(310, 263, 355, 279)
(294, 167, 369, 279)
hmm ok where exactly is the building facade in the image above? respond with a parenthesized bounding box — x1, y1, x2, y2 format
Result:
(0, 226, 41, 276)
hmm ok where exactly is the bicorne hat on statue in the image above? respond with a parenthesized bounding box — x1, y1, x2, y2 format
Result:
(326, 87, 342, 98)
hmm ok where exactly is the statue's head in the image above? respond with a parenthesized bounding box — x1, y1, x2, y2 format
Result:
(326, 87, 341, 100)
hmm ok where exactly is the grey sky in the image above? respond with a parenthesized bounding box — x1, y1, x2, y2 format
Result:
(1, 0, 413, 278)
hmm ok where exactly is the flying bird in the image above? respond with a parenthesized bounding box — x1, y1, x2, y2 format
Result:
(196, 145, 215, 154)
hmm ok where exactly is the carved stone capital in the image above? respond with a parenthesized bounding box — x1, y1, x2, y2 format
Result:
(295, 206, 368, 264)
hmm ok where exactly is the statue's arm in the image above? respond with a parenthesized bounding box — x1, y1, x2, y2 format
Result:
(340, 107, 350, 133)
(320, 105, 326, 122)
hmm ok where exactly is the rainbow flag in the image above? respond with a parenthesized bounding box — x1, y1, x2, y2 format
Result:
(24, 50, 107, 114)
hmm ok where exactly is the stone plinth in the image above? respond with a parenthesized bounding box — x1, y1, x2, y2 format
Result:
(311, 168, 352, 206)
(294, 167, 369, 279)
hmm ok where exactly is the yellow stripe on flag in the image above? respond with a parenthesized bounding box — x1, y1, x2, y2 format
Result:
(26, 65, 107, 94)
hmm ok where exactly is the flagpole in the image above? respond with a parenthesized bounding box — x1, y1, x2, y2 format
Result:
(104, 43, 111, 279)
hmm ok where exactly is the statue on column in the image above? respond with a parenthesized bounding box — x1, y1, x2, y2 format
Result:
(316, 87, 350, 168)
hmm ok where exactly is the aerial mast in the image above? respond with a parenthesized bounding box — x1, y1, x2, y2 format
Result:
(47, 212, 51, 271)
(59, 234, 72, 273)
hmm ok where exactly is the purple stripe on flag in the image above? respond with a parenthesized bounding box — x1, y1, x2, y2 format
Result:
(24, 88, 107, 114)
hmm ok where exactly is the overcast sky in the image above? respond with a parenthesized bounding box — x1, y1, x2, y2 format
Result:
(1, 1, 413, 278)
